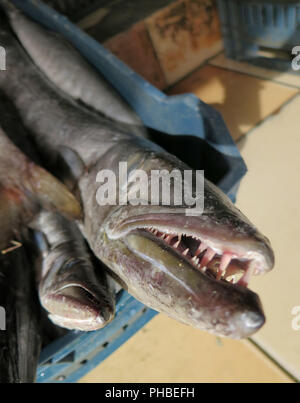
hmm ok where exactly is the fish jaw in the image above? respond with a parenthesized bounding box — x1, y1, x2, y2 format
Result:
(39, 251, 115, 332)
(104, 173, 274, 278)
(98, 229, 266, 339)
(41, 284, 114, 331)
(106, 208, 274, 278)
(94, 188, 274, 338)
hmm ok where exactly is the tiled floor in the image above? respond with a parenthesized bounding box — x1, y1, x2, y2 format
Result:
(167, 64, 298, 141)
(210, 53, 300, 90)
(80, 315, 292, 383)
(237, 94, 300, 381)
(82, 54, 300, 383)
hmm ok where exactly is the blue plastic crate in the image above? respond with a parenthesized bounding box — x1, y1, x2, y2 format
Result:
(10, 0, 248, 383)
(217, 0, 300, 72)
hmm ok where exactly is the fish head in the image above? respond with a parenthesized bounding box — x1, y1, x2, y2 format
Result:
(44, 284, 114, 332)
(93, 148, 274, 339)
(37, 242, 115, 332)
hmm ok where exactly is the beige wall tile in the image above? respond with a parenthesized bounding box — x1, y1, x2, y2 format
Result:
(80, 314, 292, 383)
(168, 65, 298, 141)
(146, 0, 223, 86)
(210, 53, 300, 89)
(235, 95, 300, 380)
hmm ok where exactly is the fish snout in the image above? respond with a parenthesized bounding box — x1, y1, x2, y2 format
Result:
(42, 285, 115, 331)
(228, 289, 266, 338)
(233, 310, 265, 339)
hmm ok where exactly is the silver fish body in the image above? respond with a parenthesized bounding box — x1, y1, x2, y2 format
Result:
(32, 211, 116, 331)
(0, 21, 274, 339)
(1, 0, 146, 136)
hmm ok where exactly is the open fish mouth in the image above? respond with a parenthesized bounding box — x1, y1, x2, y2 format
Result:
(107, 212, 274, 290)
(139, 228, 254, 288)
(104, 212, 272, 338)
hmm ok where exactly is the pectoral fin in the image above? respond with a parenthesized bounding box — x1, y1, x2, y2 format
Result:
(29, 163, 82, 220)
(0, 164, 81, 252)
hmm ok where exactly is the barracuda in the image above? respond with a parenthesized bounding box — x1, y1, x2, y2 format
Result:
(0, 12, 274, 338)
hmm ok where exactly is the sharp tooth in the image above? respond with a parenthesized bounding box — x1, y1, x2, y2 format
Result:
(201, 266, 207, 273)
(196, 242, 207, 256)
(238, 265, 254, 287)
(153, 230, 158, 236)
(191, 256, 200, 267)
(183, 248, 189, 256)
(199, 248, 215, 268)
(165, 235, 172, 243)
(216, 253, 232, 280)
(173, 238, 181, 248)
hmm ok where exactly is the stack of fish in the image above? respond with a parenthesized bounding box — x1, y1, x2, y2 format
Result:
(0, 1, 274, 383)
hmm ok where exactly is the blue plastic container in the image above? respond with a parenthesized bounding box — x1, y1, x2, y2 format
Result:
(10, 0, 248, 383)
(217, 0, 300, 72)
